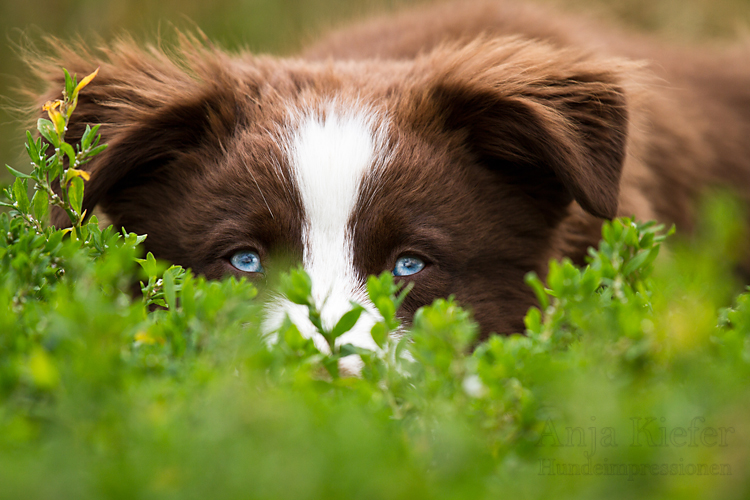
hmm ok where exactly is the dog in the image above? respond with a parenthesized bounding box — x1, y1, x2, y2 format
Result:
(34, 0, 750, 358)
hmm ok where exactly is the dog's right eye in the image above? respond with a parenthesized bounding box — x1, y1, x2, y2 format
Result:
(393, 255, 425, 277)
(230, 250, 264, 274)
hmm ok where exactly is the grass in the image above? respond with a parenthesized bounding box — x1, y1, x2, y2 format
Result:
(1, 66, 749, 499)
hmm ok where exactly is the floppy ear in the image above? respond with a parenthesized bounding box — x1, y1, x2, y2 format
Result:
(414, 38, 630, 220)
(30, 38, 243, 228)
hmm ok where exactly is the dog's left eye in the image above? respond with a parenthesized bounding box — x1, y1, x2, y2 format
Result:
(230, 250, 264, 273)
(393, 255, 425, 277)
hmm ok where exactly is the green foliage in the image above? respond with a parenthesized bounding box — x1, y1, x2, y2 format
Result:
(2, 70, 750, 500)
(4, 68, 104, 231)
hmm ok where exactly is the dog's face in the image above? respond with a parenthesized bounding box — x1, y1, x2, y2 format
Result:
(42, 37, 628, 352)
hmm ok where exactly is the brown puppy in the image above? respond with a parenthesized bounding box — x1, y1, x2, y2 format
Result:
(34, 0, 750, 358)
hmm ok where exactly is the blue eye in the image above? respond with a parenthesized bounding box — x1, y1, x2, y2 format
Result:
(230, 250, 264, 273)
(393, 256, 425, 277)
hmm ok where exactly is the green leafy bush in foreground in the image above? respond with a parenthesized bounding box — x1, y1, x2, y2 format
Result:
(1, 71, 750, 500)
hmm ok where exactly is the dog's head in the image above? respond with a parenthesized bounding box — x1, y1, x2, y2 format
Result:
(36, 36, 628, 352)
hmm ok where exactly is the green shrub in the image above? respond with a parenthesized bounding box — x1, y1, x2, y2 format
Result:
(2, 70, 749, 500)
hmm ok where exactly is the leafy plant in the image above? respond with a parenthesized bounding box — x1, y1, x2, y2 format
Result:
(4, 69, 104, 231)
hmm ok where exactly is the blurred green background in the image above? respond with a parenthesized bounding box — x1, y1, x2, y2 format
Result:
(1, 0, 749, 181)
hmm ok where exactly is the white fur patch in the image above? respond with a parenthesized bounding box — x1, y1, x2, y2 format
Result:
(265, 102, 390, 373)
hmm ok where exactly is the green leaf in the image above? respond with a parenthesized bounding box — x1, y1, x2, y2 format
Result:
(59, 143, 76, 167)
(623, 248, 656, 277)
(282, 319, 308, 351)
(163, 269, 176, 311)
(80, 124, 103, 153)
(280, 267, 313, 306)
(181, 273, 195, 317)
(12, 178, 30, 214)
(123, 228, 148, 247)
(48, 156, 63, 183)
(136, 252, 161, 278)
(339, 343, 372, 357)
(24, 131, 41, 165)
(63, 68, 75, 98)
(331, 305, 365, 339)
(307, 307, 324, 335)
(68, 176, 84, 216)
(89, 144, 108, 157)
(367, 272, 396, 304)
(524, 307, 542, 334)
(375, 296, 396, 325)
(31, 190, 49, 221)
(5, 165, 33, 180)
(81, 124, 93, 150)
(322, 357, 339, 379)
(370, 322, 387, 349)
(524, 271, 550, 310)
(37, 118, 59, 148)
(546, 260, 564, 293)
(394, 281, 413, 310)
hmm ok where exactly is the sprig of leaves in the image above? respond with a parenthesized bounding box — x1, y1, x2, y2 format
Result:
(136, 251, 188, 308)
(277, 268, 412, 379)
(523, 217, 673, 350)
(3, 68, 104, 233)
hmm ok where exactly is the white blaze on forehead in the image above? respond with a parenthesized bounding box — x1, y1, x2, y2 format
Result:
(266, 103, 390, 371)
(292, 106, 379, 274)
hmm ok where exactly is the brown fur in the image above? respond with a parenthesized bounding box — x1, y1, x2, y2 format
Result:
(34, 0, 750, 336)
(304, 0, 750, 276)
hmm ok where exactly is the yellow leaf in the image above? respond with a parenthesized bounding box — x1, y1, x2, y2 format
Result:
(49, 108, 66, 135)
(134, 331, 163, 345)
(134, 331, 156, 345)
(65, 168, 91, 184)
(28, 348, 59, 389)
(73, 169, 90, 181)
(74, 67, 99, 95)
(44, 100, 66, 133)
(42, 100, 61, 112)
